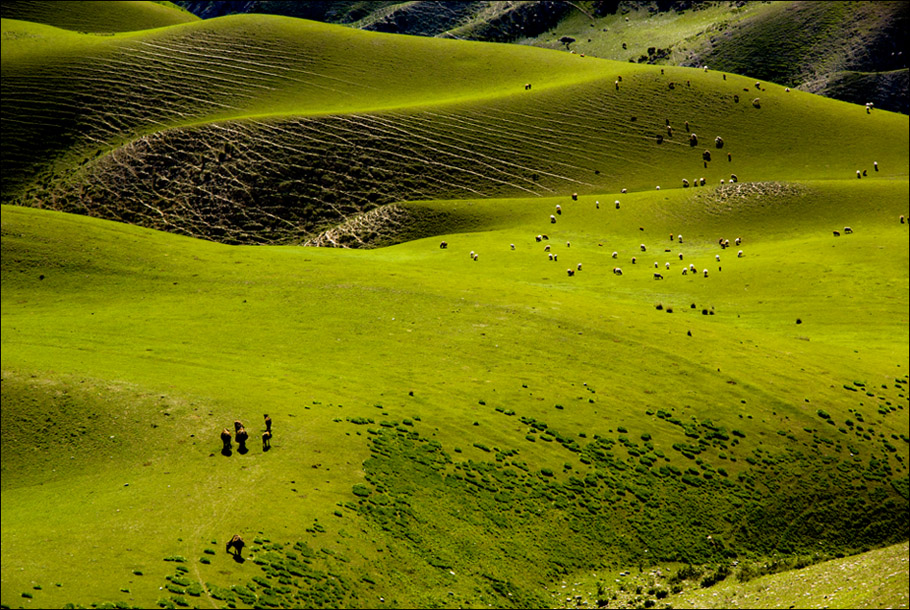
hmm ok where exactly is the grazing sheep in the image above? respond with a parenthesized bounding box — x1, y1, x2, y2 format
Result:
(735, 237, 741, 245)
(703, 150, 712, 162)
(724, 239, 730, 247)
(556, 205, 562, 214)
(689, 133, 698, 146)
(678, 252, 684, 260)
(689, 263, 696, 272)
(525, 83, 532, 90)
(685, 121, 690, 131)
(566, 241, 571, 247)
(264, 414, 272, 432)
(668, 82, 676, 90)
(656, 185, 661, 190)
(511, 244, 516, 250)
(470, 250, 475, 258)
(654, 261, 659, 268)
(640, 244, 647, 252)
(728, 152, 732, 162)
(844, 226, 853, 234)
(544, 244, 551, 252)
(632, 257, 637, 264)
(548, 253, 554, 260)
(721, 180, 725, 185)
(577, 263, 582, 271)
(665, 262, 671, 270)
(615, 80, 620, 90)
(572, 193, 578, 201)
(901, 215, 905, 224)
(567, 269, 575, 277)
(234, 420, 244, 432)
(755, 81, 761, 89)
(615, 200, 621, 209)
(439, 241, 448, 249)
(715, 136, 724, 148)
(550, 215, 557, 223)
(473, 254, 479, 261)
(621, 188, 627, 194)
(737, 250, 743, 258)
(700, 177, 706, 186)
(542, 234, 549, 240)
(617, 76, 622, 82)
(833, 230, 841, 237)
(678, 235, 683, 243)
(863, 169, 867, 176)
(670, 233, 675, 241)
(703, 269, 709, 277)
(682, 268, 688, 275)
(667, 125, 673, 136)
(716, 254, 721, 261)
(653, 273, 664, 280)
(682, 178, 690, 188)
(874, 161, 879, 171)
(612, 251, 618, 259)
(785, 87, 790, 92)
(553, 254, 558, 261)
(262, 430, 271, 450)
(857, 170, 862, 179)
(226, 535, 245, 557)
(730, 173, 738, 183)
(752, 98, 760, 108)
(613, 267, 623, 275)
(536, 235, 542, 242)
(733, 94, 739, 103)
(596, 200, 600, 208)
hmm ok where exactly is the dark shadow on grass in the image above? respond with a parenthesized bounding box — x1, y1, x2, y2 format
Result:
(221, 446, 233, 457)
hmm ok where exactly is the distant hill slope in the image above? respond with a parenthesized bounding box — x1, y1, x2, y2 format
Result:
(0, 0, 198, 33)
(3, 14, 907, 245)
(171, 1, 909, 113)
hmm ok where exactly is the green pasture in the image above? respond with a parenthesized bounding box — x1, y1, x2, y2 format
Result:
(1, 5, 908, 609)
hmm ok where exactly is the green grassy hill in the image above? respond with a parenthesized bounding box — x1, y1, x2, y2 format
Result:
(0, 0, 197, 33)
(1, 6, 908, 610)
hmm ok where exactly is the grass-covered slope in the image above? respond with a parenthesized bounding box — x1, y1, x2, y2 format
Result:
(2, 172, 908, 607)
(0, 0, 197, 33)
(3, 13, 907, 244)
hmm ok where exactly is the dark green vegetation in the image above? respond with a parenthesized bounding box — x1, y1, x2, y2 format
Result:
(1, 2, 908, 609)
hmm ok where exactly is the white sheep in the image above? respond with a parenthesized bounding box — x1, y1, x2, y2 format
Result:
(735, 237, 741, 245)
(577, 263, 582, 271)
(615, 200, 621, 209)
(556, 204, 562, 214)
(470, 250, 475, 258)
(511, 244, 516, 250)
(665, 262, 670, 269)
(857, 170, 862, 179)
(703, 268, 709, 277)
(548, 253, 554, 260)
(567, 269, 575, 276)
(640, 244, 647, 252)
(737, 250, 743, 258)
(716, 254, 721, 262)
(682, 268, 688, 275)
(874, 161, 878, 171)
(536, 235, 542, 242)
(613, 267, 623, 275)
(621, 188, 627, 194)
(612, 251, 618, 259)
(550, 214, 557, 223)
(678, 235, 683, 243)
(473, 254, 479, 261)
(678, 252, 683, 260)
(656, 185, 661, 190)
(566, 241, 571, 248)
(689, 263, 696, 272)
(654, 261, 659, 268)
(596, 200, 600, 208)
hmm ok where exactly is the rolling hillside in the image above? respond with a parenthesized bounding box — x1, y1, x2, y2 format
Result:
(1, 4, 908, 609)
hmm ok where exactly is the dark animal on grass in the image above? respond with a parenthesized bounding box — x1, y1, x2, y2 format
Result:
(567, 269, 575, 277)
(689, 133, 698, 146)
(226, 535, 245, 557)
(235, 427, 249, 453)
(439, 241, 448, 249)
(833, 230, 841, 237)
(262, 430, 271, 450)
(234, 420, 243, 432)
(221, 428, 232, 452)
(653, 273, 664, 280)
(613, 267, 623, 275)
(264, 414, 272, 432)
(703, 150, 712, 162)
(844, 227, 853, 234)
